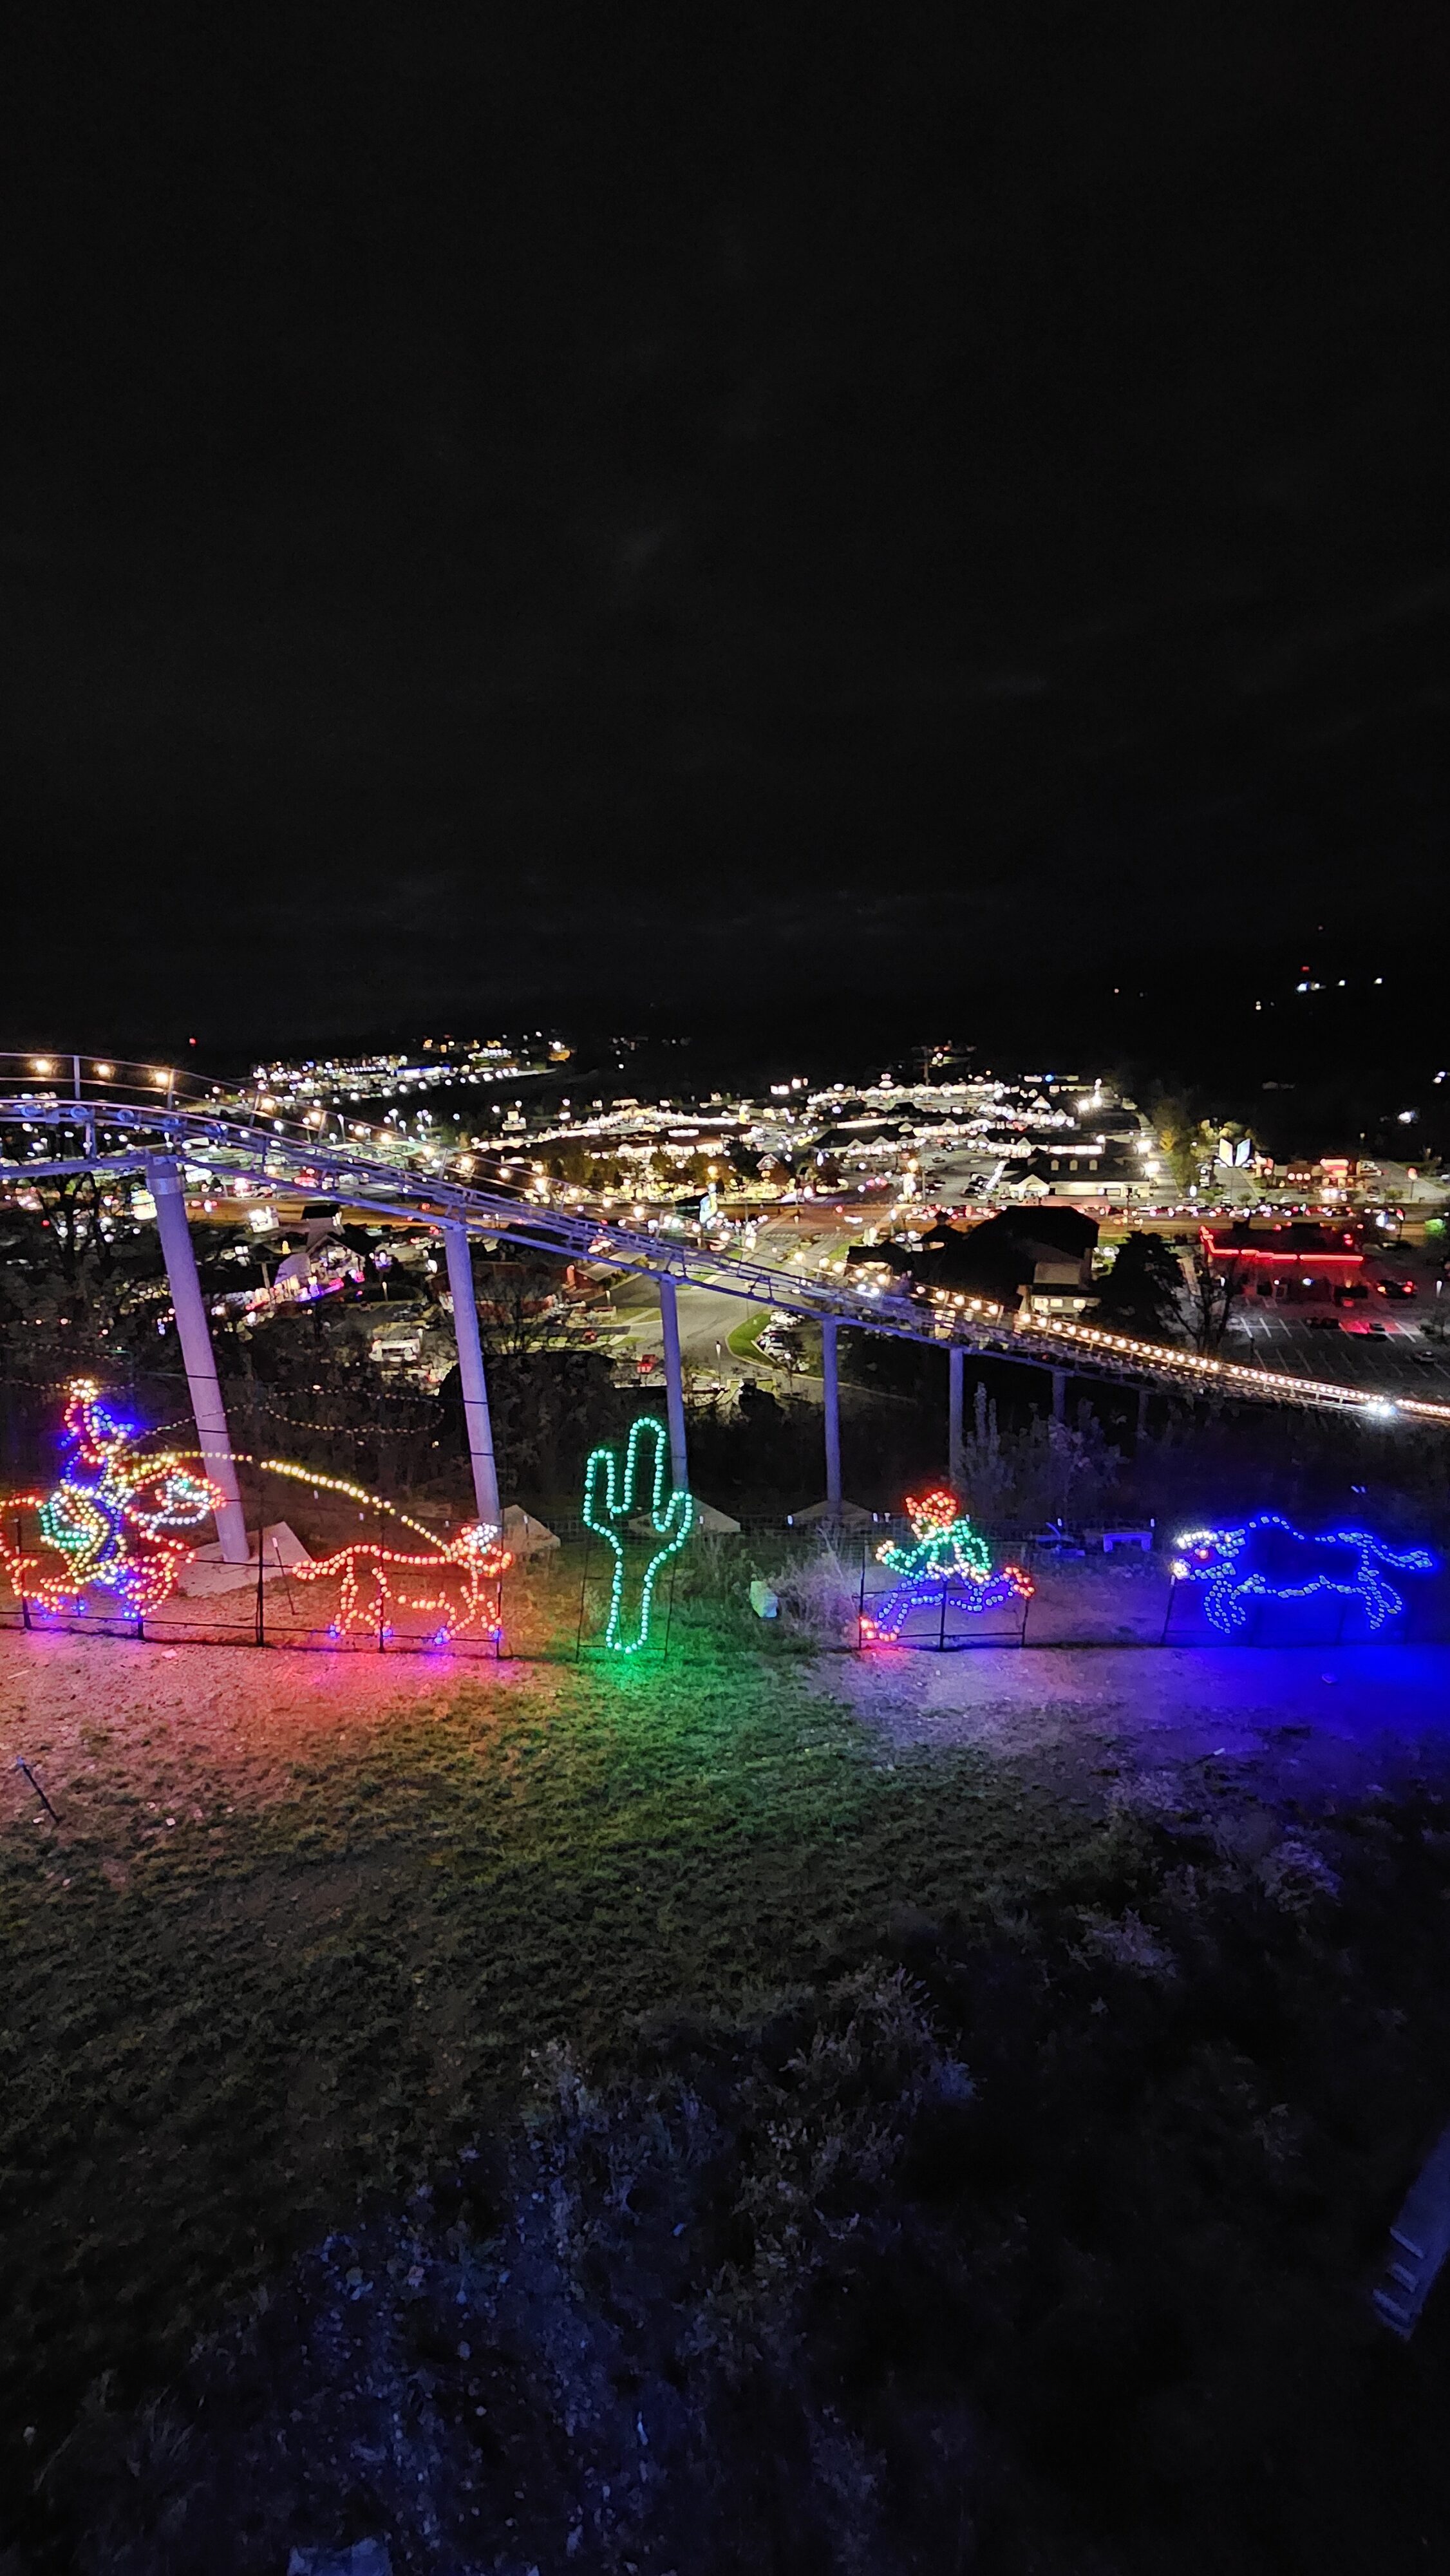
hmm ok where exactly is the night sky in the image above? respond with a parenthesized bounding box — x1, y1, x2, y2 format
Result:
(3, 5, 1446, 1068)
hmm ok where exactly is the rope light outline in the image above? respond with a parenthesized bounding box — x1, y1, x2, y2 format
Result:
(581, 1414, 695, 1654)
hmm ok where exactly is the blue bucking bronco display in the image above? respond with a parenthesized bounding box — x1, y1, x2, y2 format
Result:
(1171, 1513, 1438, 1636)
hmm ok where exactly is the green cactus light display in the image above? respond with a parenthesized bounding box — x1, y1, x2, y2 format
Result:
(581, 1415, 695, 1653)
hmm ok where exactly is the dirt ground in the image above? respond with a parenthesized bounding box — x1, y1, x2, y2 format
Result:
(834, 1638, 1450, 1810)
(6, 1600, 1450, 2576)
(0, 1622, 556, 1845)
(6, 1598, 1449, 1854)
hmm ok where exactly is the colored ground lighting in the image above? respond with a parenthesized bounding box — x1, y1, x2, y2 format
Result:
(290, 1519, 512, 1643)
(1205, 1248, 1364, 1266)
(861, 1488, 1033, 1644)
(0, 1378, 224, 1617)
(581, 1415, 694, 1653)
(1171, 1514, 1438, 1634)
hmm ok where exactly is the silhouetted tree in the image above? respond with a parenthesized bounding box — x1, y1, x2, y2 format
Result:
(1088, 1233, 1185, 1339)
(1189, 1247, 1248, 1352)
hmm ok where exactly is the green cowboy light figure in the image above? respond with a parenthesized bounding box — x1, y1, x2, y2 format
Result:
(581, 1416, 695, 1653)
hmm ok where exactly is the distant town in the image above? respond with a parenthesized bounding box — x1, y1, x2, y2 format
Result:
(6, 1036, 1444, 1410)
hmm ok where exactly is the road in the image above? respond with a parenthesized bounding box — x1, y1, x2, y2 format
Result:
(598, 1278, 802, 1383)
(584, 1208, 860, 1387)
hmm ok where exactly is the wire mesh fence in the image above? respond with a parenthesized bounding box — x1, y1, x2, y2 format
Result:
(5, 1513, 1447, 1662)
(3, 1366, 1447, 1662)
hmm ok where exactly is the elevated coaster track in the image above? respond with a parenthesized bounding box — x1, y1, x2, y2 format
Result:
(3, 1054, 1444, 1553)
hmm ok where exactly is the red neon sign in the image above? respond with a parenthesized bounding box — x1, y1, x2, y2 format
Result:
(1200, 1229, 1362, 1267)
(1215, 1248, 1363, 1267)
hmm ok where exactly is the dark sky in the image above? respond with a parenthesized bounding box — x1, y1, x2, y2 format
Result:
(3, 3, 1447, 1064)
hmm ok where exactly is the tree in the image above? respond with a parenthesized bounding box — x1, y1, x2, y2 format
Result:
(1087, 1232, 1185, 1339)
(1188, 1247, 1248, 1353)
(1152, 1097, 1218, 1197)
(0, 1183, 167, 1375)
(34, 1172, 115, 1287)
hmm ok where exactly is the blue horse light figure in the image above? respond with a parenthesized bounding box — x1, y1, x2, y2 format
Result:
(1172, 1513, 1437, 1635)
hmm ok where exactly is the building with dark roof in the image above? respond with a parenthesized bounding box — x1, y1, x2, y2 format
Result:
(1014, 1143, 1153, 1202)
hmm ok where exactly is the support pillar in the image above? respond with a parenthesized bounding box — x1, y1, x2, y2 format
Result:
(948, 1344, 965, 1493)
(1051, 1368, 1067, 1424)
(442, 1222, 501, 1529)
(1136, 1383, 1150, 1444)
(822, 1316, 842, 1513)
(150, 1157, 249, 1562)
(657, 1274, 689, 1492)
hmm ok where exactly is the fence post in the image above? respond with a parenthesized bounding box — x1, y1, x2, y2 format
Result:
(574, 1526, 592, 1662)
(441, 1221, 502, 1530)
(657, 1274, 689, 1495)
(149, 1155, 249, 1564)
(822, 1318, 842, 1513)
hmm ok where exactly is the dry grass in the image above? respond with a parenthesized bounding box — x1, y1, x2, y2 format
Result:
(8, 1601, 1450, 2572)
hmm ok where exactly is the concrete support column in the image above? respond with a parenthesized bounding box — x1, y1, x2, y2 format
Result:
(150, 1156, 249, 1562)
(1051, 1368, 1068, 1424)
(657, 1274, 689, 1492)
(948, 1343, 966, 1493)
(1136, 1383, 1150, 1444)
(442, 1222, 501, 1528)
(822, 1316, 842, 1512)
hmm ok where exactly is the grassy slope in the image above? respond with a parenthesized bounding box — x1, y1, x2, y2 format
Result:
(0, 1637, 1089, 2486)
(12, 1622, 1450, 2571)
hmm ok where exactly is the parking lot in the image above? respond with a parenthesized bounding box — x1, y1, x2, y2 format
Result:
(1226, 1300, 1450, 1397)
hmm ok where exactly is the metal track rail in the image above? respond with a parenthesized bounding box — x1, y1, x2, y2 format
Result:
(3, 1083, 1447, 1429)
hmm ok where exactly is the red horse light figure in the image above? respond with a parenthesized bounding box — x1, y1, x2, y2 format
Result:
(292, 1519, 513, 1645)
